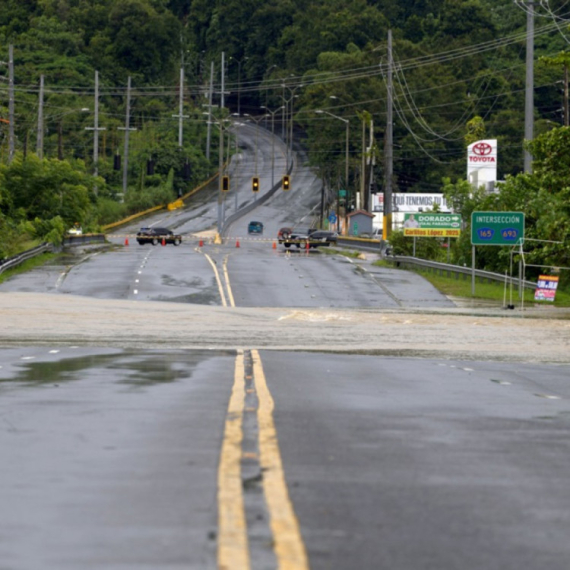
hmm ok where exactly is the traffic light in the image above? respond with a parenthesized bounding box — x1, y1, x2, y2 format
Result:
(282, 175, 290, 191)
(252, 177, 260, 192)
(222, 175, 230, 192)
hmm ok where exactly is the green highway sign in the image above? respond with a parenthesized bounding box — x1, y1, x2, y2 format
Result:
(471, 211, 525, 246)
(403, 213, 462, 237)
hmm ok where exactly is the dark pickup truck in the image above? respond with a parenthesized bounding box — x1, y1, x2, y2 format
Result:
(136, 227, 182, 246)
(278, 227, 338, 249)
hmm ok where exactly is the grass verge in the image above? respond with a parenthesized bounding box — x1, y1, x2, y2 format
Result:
(0, 252, 58, 285)
(373, 260, 570, 307)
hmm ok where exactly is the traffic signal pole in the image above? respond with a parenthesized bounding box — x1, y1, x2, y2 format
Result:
(384, 30, 394, 241)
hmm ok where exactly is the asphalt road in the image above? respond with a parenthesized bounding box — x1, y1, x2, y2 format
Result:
(1, 123, 570, 570)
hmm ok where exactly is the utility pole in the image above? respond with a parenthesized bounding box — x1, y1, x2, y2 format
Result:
(36, 75, 44, 158)
(365, 119, 374, 212)
(8, 45, 15, 163)
(218, 119, 224, 232)
(524, 1, 534, 173)
(206, 62, 214, 161)
(85, 71, 106, 182)
(360, 116, 365, 211)
(172, 68, 188, 147)
(564, 63, 570, 127)
(384, 29, 394, 240)
(221, 52, 225, 109)
(118, 77, 136, 194)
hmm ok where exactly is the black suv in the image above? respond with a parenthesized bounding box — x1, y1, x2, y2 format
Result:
(136, 227, 182, 246)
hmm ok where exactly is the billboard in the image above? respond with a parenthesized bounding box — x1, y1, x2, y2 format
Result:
(372, 193, 451, 213)
(403, 213, 462, 237)
(467, 139, 497, 189)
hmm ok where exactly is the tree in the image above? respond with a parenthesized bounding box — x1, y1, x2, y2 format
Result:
(0, 153, 99, 230)
(465, 116, 485, 146)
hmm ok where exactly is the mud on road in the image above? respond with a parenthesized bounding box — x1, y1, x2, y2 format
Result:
(1, 293, 569, 364)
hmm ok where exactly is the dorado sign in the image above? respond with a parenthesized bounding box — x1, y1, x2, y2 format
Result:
(467, 139, 497, 189)
(403, 213, 462, 237)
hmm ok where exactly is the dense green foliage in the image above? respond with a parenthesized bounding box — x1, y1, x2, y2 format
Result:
(0, 0, 569, 280)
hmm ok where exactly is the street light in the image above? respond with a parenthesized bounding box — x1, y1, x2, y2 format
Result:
(243, 114, 267, 201)
(243, 113, 267, 179)
(203, 111, 231, 234)
(261, 105, 284, 187)
(230, 113, 247, 211)
(229, 56, 248, 116)
(315, 109, 349, 233)
(281, 83, 303, 170)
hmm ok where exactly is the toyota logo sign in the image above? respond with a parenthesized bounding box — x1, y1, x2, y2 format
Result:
(472, 142, 493, 156)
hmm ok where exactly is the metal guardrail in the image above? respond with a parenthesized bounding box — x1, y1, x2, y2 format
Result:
(0, 235, 108, 275)
(0, 243, 52, 275)
(337, 236, 384, 253)
(336, 237, 537, 290)
(63, 234, 106, 247)
(389, 255, 536, 290)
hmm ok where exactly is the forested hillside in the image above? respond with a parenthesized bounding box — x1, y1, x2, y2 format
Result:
(1, 0, 569, 274)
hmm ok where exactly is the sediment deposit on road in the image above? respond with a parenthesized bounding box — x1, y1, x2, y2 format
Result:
(1, 293, 569, 363)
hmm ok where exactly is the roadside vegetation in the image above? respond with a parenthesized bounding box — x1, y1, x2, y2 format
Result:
(372, 259, 570, 307)
(1, 0, 569, 287)
(0, 251, 57, 284)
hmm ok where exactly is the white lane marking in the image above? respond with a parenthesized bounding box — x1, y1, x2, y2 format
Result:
(535, 394, 561, 400)
(222, 256, 236, 308)
(204, 254, 227, 307)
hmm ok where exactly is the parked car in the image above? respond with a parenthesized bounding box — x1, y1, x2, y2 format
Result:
(279, 227, 336, 248)
(136, 227, 182, 246)
(277, 227, 293, 240)
(307, 230, 338, 247)
(248, 221, 264, 234)
(360, 228, 382, 239)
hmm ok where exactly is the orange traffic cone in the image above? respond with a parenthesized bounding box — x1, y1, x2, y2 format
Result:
(199, 239, 204, 247)
(236, 239, 240, 248)
(162, 237, 166, 246)
(272, 241, 277, 249)
(125, 237, 129, 246)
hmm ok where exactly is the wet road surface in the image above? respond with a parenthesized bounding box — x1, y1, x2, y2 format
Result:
(1, 125, 570, 569)
(1, 346, 570, 569)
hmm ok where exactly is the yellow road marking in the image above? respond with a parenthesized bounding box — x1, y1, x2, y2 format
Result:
(218, 351, 250, 570)
(252, 350, 309, 569)
(204, 253, 227, 307)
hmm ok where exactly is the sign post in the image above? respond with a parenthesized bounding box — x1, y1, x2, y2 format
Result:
(470, 211, 525, 296)
(534, 275, 559, 302)
(471, 211, 525, 246)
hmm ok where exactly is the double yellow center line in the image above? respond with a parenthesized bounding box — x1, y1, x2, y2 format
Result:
(217, 350, 309, 569)
(204, 248, 308, 567)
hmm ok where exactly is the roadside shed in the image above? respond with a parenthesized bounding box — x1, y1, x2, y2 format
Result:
(347, 210, 375, 236)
